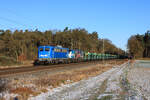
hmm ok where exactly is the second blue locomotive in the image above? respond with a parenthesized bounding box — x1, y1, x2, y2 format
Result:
(34, 45, 83, 65)
(34, 45, 118, 65)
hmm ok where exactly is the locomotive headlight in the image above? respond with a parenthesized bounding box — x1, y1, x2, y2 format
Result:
(44, 55, 47, 57)
(41, 55, 48, 57)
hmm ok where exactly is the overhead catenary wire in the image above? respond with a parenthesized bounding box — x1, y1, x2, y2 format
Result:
(0, 16, 27, 27)
(0, 7, 52, 31)
(0, 8, 37, 30)
(0, 16, 40, 31)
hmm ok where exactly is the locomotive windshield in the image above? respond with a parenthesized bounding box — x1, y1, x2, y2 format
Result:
(40, 48, 43, 51)
(45, 48, 50, 51)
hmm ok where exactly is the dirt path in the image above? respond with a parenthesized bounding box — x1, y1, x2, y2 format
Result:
(29, 60, 150, 100)
(127, 60, 150, 100)
(29, 62, 129, 100)
(0, 60, 126, 100)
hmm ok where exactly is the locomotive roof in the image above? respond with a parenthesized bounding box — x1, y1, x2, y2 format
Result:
(38, 45, 68, 49)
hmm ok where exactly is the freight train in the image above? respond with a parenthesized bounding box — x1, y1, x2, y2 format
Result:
(34, 45, 118, 65)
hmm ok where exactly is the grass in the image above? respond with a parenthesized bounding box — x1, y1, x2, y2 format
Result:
(0, 56, 20, 66)
(0, 98, 5, 100)
(88, 79, 108, 100)
(94, 94, 113, 100)
(137, 58, 150, 60)
(10, 87, 41, 100)
(99, 79, 108, 94)
(33, 65, 111, 88)
(1, 60, 127, 100)
(98, 95, 113, 100)
(8, 65, 113, 99)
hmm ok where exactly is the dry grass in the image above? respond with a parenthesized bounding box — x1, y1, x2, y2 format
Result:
(0, 60, 33, 69)
(1, 60, 126, 100)
(11, 87, 34, 95)
(137, 58, 150, 60)
(8, 65, 113, 99)
(0, 98, 5, 100)
(10, 87, 41, 100)
(33, 65, 113, 88)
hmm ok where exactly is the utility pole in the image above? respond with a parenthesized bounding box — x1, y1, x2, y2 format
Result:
(102, 33, 105, 64)
(118, 48, 119, 57)
(71, 38, 73, 49)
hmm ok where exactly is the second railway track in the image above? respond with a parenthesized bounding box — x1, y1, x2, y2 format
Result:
(0, 61, 102, 78)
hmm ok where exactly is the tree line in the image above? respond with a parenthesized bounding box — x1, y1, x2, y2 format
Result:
(127, 30, 150, 58)
(0, 27, 124, 61)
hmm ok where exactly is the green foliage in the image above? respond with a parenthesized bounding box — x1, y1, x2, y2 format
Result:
(0, 28, 123, 61)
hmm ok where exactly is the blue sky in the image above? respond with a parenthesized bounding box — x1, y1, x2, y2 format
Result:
(0, 0, 150, 50)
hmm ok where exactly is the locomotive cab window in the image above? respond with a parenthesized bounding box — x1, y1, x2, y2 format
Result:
(45, 48, 50, 51)
(58, 49, 61, 52)
(40, 48, 43, 51)
(54, 48, 61, 52)
(62, 49, 67, 52)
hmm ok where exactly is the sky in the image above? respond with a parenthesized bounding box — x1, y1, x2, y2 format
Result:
(0, 0, 150, 50)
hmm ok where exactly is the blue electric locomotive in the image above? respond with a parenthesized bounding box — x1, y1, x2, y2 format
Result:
(34, 45, 119, 65)
(34, 45, 77, 65)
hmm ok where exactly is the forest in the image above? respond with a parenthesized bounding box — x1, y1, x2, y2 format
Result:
(0, 27, 125, 62)
(128, 30, 150, 58)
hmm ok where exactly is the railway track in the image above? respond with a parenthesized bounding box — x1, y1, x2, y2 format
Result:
(0, 61, 102, 78)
